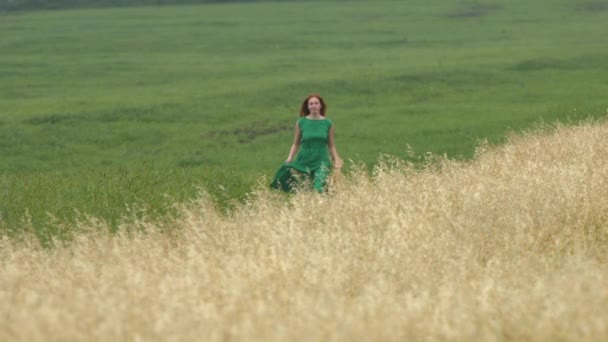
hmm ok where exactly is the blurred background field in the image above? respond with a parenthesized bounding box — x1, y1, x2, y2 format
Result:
(1, 0, 607, 237)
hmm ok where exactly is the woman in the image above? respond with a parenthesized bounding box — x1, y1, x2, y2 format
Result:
(271, 93, 343, 193)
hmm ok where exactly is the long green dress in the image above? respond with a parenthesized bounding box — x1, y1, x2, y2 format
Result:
(271, 117, 333, 193)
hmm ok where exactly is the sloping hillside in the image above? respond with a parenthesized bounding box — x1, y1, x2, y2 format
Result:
(2, 119, 608, 340)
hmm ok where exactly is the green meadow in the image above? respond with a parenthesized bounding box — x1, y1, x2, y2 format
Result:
(1, 0, 607, 238)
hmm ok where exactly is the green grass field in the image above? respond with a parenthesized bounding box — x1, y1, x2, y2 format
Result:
(1, 0, 607, 238)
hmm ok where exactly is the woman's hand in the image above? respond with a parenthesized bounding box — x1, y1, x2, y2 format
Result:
(334, 159, 343, 170)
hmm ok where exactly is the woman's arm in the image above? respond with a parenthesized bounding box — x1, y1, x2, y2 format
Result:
(285, 121, 302, 163)
(328, 125, 343, 169)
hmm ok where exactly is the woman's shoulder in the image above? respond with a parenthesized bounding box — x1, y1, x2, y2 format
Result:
(297, 117, 333, 126)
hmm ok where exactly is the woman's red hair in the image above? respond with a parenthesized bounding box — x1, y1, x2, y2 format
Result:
(299, 93, 327, 117)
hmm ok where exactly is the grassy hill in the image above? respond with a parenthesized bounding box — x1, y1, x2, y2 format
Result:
(3, 118, 608, 340)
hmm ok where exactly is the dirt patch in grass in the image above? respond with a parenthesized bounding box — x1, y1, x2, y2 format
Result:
(511, 58, 573, 72)
(22, 113, 75, 125)
(206, 121, 292, 144)
(576, 2, 608, 12)
(446, 4, 502, 18)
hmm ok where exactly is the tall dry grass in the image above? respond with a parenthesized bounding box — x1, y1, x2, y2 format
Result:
(2, 119, 608, 341)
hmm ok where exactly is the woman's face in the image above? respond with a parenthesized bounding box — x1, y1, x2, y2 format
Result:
(308, 97, 322, 114)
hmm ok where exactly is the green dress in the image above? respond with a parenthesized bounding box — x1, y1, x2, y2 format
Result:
(271, 117, 333, 193)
